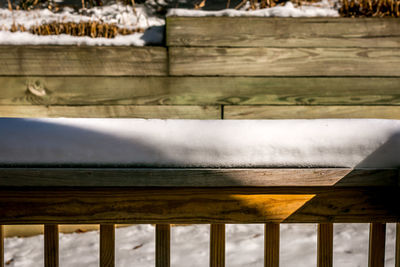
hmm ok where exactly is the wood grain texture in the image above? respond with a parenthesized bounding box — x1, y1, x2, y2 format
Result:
(369, 223, 386, 267)
(224, 105, 400, 119)
(0, 105, 221, 119)
(0, 168, 397, 187)
(156, 224, 170, 267)
(1, 77, 399, 106)
(44, 224, 59, 267)
(169, 47, 400, 76)
(0, 187, 398, 224)
(0, 225, 3, 267)
(264, 223, 279, 267)
(100, 224, 115, 267)
(317, 223, 333, 267)
(396, 223, 400, 267)
(0, 46, 166, 76)
(167, 17, 400, 47)
(210, 224, 225, 267)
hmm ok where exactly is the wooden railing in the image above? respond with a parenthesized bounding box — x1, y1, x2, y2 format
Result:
(0, 16, 399, 267)
(0, 168, 399, 267)
(1, 222, 398, 267)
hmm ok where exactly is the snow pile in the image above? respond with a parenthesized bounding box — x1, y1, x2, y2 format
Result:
(0, 4, 164, 45)
(168, 1, 339, 17)
(1, 118, 400, 168)
(0, 0, 341, 45)
(3, 224, 398, 267)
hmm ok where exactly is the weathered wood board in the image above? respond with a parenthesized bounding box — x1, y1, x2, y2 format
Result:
(169, 47, 400, 76)
(0, 168, 396, 187)
(1, 77, 399, 106)
(167, 17, 400, 47)
(0, 105, 220, 119)
(0, 187, 398, 224)
(0, 46, 167, 76)
(224, 105, 400, 119)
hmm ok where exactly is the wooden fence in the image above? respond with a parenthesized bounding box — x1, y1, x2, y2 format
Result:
(0, 17, 399, 267)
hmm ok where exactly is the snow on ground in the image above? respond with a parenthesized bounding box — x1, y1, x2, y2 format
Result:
(3, 224, 397, 266)
(0, 0, 339, 45)
(168, 1, 339, 17)
(0, 4, 164, 45)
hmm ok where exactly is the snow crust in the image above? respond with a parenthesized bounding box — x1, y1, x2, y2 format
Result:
(168, 1, 339, 17)
(3, 223, 398, 267)
(1, 118, 399, 168)
(0, 4, 164, 45)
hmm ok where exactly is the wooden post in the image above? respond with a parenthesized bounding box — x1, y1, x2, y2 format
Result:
(100, 224, 115, 267)
(368, 223, 386, 267)
(210, 224, 225, 267)
(317, 223, 333, 267)
(156, 224, 170, 267)
(0, 225, 3, 267)
(264, 223, 279, 267)
(396, 223, 400, 267)
(44, 224, 59, 267)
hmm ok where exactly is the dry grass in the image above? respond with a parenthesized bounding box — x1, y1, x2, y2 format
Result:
(10, 21, 144, 38)
(224, 0, 400, 16)
(233, 0, 320, 9)
(339, 0, 400, 17)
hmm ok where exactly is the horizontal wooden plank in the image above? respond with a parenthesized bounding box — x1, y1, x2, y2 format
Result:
(0, 168, 397, 187)
(0, 105, 221, 119)
(1, 77, 399, 106)
(224, 106, 400, 119)
(0, 187, 398, 224)
(167, 17, 400, 48)
(0, 46, 167, 76)
(169, 47, 400, 76)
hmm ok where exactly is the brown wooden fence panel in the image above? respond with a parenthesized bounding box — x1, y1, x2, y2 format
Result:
(0, 225, 3, 267)
(317, 223, 333, 267)
(44, 224, 59, 267)
(169, 47, 400, 76)
(167, 17, 400, 48)
(1, 77, 399, 106)
(264, 223, 279, 267)
(224, 106, 400, 120)
(368, 223, 386, 267)
(0, 168, 396, 187)
(100, 224, 115, 267)
(156, 224, 170, 267)
(0, 46, 167, 76)
(0, 187, 398, 224)
(396, 223, 400, 267)
(210, 224, 225, 267)
(0, 105, 221, 119)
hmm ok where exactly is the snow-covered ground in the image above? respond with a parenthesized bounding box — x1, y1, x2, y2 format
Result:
(168, 1, 338, 17)
(0, 4, 164, 45)
(3, 223, 398, 266)
(0, 0, 339, 45)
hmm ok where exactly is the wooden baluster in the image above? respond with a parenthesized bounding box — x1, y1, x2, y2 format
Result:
(156, 224, 170, 267)
(100, 224, 115, 267)
(0, 225, 4, 267)
(264, 223, 279, 267)
(210, 224, 225, 267)
(44, 224, 59, 267)
(396, 223, 400, 267)
(368, 223, 386, 267)
(317, 223, 333, 267)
